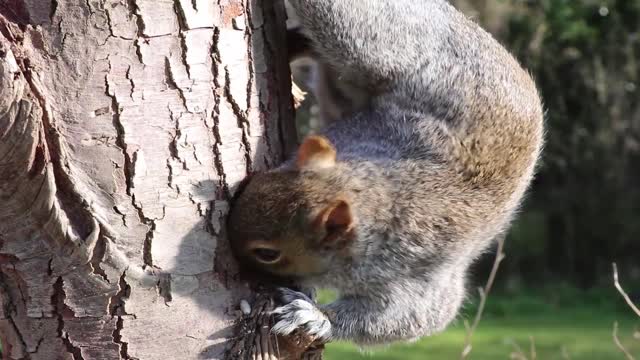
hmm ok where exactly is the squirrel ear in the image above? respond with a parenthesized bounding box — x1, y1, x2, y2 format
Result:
(296, 135, 336, 170)
(315, 199, 354, 246)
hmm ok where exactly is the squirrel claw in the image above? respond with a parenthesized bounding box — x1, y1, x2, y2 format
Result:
(271, 289, 332, 342)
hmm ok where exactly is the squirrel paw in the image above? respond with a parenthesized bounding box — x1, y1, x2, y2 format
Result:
(271, 288, 332, 342)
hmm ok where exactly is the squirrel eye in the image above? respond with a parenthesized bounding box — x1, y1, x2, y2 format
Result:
(251, 248, 282, 264)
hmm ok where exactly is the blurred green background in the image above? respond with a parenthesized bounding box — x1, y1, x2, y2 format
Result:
(292, 0, 640, 358)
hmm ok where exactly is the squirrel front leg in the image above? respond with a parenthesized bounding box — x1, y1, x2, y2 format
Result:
(274, 273, 465, 345)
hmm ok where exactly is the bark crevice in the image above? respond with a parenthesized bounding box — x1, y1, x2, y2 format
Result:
(111, 315, 131, 360)
(6, 314, 29, 359)
(109, 270, 133, 358)
(223, 67, 254, 173)
(210, 27, 230, 197)
(52, 277, 84, 360)
(1, 273, 29, 358)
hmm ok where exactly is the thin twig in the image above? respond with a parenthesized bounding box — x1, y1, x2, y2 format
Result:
(529, 336, 537, 360)
(510, 352, 528, 360)
(613, 322, 636, 360)
(507, 338, 528, 360)
(613, 263, 640, 317)
(460, 234, 506, 359)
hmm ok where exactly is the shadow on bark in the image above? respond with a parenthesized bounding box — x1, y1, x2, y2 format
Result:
(169, 178, 323, 359)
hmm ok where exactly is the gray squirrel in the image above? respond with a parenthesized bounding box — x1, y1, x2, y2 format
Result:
(228, 0, 544, 345)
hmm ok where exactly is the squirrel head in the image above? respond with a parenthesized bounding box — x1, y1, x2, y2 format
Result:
(228, 135, 356, 279)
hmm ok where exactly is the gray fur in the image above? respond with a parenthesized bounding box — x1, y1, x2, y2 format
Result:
(230, 0, 544, 346)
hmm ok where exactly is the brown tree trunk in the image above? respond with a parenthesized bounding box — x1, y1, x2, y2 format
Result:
(0, 0, 302, 359)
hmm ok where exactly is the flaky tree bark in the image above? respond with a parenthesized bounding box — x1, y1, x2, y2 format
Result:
(0, 0, 304, 359)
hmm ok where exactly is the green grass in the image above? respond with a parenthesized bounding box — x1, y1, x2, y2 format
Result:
(322, 287, 640, 360)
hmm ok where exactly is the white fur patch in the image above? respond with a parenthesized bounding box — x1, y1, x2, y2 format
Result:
(272, 298, 332, 341)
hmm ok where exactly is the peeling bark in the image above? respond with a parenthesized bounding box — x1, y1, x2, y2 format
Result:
(0, 0, 303, 359)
